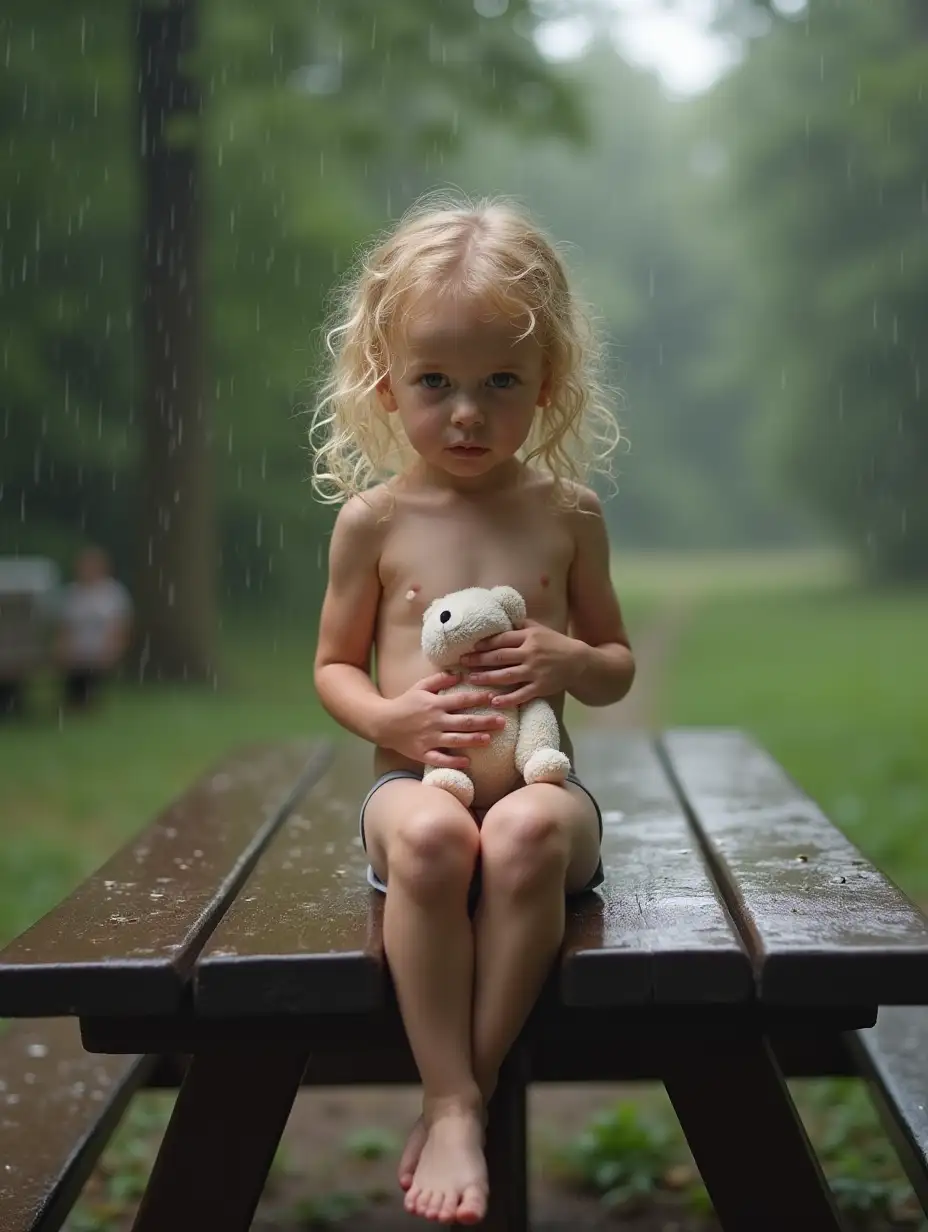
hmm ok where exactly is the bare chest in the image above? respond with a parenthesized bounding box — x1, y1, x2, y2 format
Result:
(377, 504, 574, 638)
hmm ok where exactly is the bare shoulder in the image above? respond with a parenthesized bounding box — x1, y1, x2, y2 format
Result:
(568, 482, 604, 518)
(556, 481, 606, 543)
(331, 486, 393, 559)
(336, 484, 393, 529)
(520, 470, 599, 511)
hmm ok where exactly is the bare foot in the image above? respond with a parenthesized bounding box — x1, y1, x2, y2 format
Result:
(398, 1116, 426, 1191)
(404, 1105, 488, 1224)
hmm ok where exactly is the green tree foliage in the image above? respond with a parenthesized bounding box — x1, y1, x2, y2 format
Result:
(707, 1, 928, 580)
(1, 0, 582, 624)
(1, 3, 137, 567)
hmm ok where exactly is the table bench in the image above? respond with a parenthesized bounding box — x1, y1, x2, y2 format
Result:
(2, 728, 928, 1232)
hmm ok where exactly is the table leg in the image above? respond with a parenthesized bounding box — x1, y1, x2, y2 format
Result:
(131, 1043, 309, 1232)
(662, 1033, 844, 1232)
(484, 1047, 529, 1232)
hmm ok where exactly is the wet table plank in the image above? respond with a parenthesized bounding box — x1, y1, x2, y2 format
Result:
(0, 1018, 152, 1232)
(0, 742, 331, 1017)
(660, 729, 928, 1003)
(849, 1007, 928, 1209)
(194, 741, 385, 1015)
(561, 731, 752, 1005)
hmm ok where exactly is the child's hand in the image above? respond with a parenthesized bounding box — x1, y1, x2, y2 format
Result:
(379, 672, 506, 769)
(461, 621, 581, 708)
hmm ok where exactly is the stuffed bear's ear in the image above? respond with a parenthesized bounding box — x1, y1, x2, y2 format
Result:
(490, 586, 526, 625)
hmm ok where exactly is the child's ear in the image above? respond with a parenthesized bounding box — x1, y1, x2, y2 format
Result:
(376, 374, 398, 413)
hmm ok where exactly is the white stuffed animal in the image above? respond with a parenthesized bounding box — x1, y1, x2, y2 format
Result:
(420, 585, 571, 808)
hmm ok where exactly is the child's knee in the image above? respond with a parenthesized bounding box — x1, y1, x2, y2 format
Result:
(480, 803, 570, 894)
(388, 805, 479, 899)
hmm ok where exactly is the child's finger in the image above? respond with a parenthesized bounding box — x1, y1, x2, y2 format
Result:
(443, 689, 494, 710)
(444, 712, 503, 732)
(468, 667, 528, 686)
(474, 631, 523, 651)
(491, 685, 536, 707)
(462, 648, 521, 668)
(417, 671, 460, 693)
(423, 749, 470, 770)
(441, 731, 493, 746)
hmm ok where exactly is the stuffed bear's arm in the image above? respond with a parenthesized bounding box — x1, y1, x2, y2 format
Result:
(514, 699, 571, 784)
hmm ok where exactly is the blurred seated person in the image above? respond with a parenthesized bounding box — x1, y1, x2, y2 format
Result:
(56, 546, 133, 710)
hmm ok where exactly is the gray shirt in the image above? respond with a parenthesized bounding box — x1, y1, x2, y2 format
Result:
(59, 578, 132, 667)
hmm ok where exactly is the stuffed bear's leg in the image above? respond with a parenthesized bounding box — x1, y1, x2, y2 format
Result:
(422, 765, 475, 807)
(514, 698, 571, 785)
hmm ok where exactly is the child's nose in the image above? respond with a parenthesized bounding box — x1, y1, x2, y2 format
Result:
(450, 394, 483, 426)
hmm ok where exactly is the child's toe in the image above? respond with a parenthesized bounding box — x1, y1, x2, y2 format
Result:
(425, 1188, 445, 1219)
(437, 1190, 459, 1223)
(457, 1183, 487, 1224)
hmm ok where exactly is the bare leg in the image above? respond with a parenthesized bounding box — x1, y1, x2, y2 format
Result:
(397, 782, 602, 1189)
(472, 783, 601, 1102)
(363, 780, 488, 1224)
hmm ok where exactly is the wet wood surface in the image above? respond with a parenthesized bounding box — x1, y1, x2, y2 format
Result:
(0, 1018, 152, 1232)
(3, 729, 928, 1231)
(195, 744, 385, 1015)
(849, 1007, 928, 1207)
(2, 729, 927, 1022)
(562, 731, 752, 1005)
(0, 742, 331, 1017)
(660, 729, 928, 1004)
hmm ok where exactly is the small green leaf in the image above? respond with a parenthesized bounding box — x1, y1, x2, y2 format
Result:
(343, 1126, 401, 1161)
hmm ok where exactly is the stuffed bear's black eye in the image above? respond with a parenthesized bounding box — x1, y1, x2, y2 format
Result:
(440, 610, 451, 623)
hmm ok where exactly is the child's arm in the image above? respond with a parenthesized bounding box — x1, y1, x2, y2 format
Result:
(313, 496, 392, 743)
(565, 487, 635, 707)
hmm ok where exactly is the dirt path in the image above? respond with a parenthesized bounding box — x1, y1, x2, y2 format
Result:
(250, 600, 696, 1229)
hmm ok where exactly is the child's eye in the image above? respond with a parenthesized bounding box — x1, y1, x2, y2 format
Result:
(487, 372, 518, 389)
(419, 373, 449, 390)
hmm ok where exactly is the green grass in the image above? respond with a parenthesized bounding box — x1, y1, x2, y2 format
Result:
(555, 1084, 926, 1226)
(657, 582, 928, 902)
(614, 545, 858, 603)
(0, 622, 337, 945)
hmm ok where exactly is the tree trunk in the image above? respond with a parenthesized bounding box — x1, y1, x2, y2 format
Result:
(134, 0, 215, 682)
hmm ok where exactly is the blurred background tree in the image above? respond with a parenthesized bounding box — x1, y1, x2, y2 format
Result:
(0, 0, 583, 677)
(705, 0, 928, 582)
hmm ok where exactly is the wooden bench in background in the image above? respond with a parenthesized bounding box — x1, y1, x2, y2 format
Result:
(851, 1008, 928, 1214)
(2, 729, 928, 1232)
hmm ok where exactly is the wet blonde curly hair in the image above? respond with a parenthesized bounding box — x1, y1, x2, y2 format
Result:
(309, 192, 622, 504)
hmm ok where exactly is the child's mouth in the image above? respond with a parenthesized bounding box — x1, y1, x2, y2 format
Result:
(448, 444, 490, 456)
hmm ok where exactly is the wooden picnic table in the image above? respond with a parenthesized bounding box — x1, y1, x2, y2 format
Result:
(2, 728, 928, 1232)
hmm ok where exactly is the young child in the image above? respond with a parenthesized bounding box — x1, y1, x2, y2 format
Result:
(56, 546, 133, 711)
(312, 195, 635, 1225)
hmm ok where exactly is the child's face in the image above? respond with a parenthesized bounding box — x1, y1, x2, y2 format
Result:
(377, 291, 549, 483)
